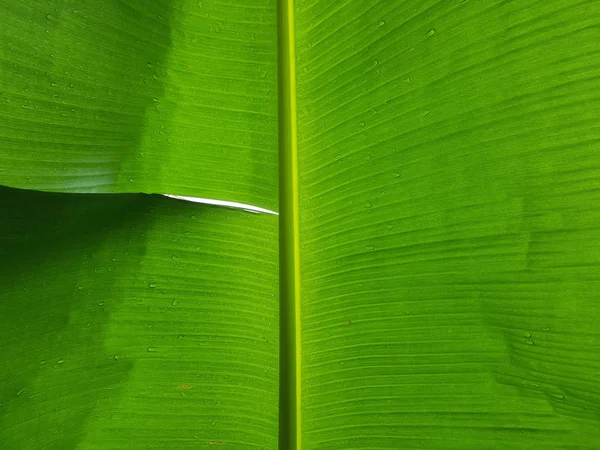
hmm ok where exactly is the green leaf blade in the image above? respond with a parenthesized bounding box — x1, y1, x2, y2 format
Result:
(0, 187, 279, 449)
(296, 0, 600, 447)
(0, 0, 278, 210)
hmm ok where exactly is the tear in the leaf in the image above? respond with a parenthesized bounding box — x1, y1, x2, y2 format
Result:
(163, 194, 278, 215)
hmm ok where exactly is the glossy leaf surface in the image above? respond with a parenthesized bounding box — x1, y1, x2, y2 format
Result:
(0, 187, 279, 448)
(0, 0, 278, 210)
(296, 1, 600, 448)
(1, 0, 599, 449)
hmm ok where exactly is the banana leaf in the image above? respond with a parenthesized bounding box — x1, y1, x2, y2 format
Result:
(1, 0, 599, 449)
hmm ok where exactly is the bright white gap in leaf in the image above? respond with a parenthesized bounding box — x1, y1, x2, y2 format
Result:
(163, 194, 278, 215)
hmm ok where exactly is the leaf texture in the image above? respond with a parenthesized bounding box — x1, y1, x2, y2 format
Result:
(0, 0, 600, 449)
(295, 0, 600, 448)
(0, 0, 278, 210)
(0, 187, 279, 449)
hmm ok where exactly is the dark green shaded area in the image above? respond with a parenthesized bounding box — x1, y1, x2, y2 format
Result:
(0, 187, 279, 449)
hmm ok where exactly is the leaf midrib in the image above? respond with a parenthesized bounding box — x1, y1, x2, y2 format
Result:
(277, 0, 301, 449)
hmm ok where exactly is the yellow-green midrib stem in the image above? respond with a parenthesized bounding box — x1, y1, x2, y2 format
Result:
(277, 0, 301, 448)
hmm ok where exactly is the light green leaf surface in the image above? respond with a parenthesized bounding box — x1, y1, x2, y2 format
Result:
(0, 0, 278, 210)
(0, 187, 279, 449)
(1, 0, 600, 449)
(296, 0, 600, 448)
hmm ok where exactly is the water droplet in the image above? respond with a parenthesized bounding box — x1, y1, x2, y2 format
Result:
(177, 335, 184, 340)
(46, 13, 54, 20)
(111, 257, 117, 262)
(427, 29, 436, 36)
(394, 171, 401, 178)
(148, 283, 158, 288)
(368, 245, 375, 251)
(172, 299, 179, 306)
(359, 121, 365, 127)
(114, 354, 121, 361)
(378, 20, 385, 27)
(40, 360, 46, 365)
(339, 361, 345, 365)
(146, 62, 153, 69)
(77, 286, 84, 290)
(69, 82, 74, 88)
(147, 347, 158, 352)
(525, 339, 535, 346)
(386, 224, 394, 231)
(57, 359, 64, 364)
(128, 178, 134, 183)
(404, 75, 412, 84)
(365, 201, 372, 209)
(51, 82, 57, 87)
(171, 255, 179, 261)
(373, 60, 378, 66)
(16, 388, 25, 396)
(550, 393, 565, 401)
